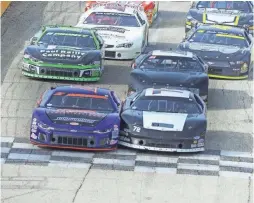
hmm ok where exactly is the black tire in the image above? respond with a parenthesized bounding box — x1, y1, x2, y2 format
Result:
(248, 62, 253, 80)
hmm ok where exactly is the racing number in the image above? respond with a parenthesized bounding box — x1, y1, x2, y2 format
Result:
(133, 126, 141, 132)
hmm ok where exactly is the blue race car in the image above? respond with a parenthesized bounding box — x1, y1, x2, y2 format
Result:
(30, 85, 121, 151)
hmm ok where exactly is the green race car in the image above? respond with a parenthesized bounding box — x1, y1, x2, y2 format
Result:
(22, 25, 105, 81)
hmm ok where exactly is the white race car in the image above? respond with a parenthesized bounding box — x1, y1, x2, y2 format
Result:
(75, 3, 149, 60)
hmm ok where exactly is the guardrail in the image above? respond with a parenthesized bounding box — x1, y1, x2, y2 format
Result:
(1, 1, 11, 16)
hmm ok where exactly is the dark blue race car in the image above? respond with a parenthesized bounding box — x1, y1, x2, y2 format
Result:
(30, 85, 121, 151)
(179, 24, 253, 79)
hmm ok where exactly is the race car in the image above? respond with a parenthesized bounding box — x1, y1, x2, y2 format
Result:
(84, 1, 159, 26)
(179, 24, 253, 79)
(119, 88, 207, 152)
(76, 3, 149, 60)
(129, 50, 209, 102)
(30, 85, 121, 151)
(185, 1, 254, 34)
(22, 25, 104, 82)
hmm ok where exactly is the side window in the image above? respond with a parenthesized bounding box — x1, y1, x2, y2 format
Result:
(136, 12, 145, 25)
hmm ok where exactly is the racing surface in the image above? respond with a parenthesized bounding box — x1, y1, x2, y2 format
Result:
(1, 0, 253, 177)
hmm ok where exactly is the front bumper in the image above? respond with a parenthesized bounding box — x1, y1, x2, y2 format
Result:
(22, 62, 102, 81)
(118, 131, 205, 153)
(208, 64, 249, 80)
(104, 44, 142, 60)
(30, 131, 118, 151)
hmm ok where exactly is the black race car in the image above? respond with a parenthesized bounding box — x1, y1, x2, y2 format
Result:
(179, 24, 253, 79)
(129, 50, 209, 102)
(22, 25, 104, 81)
(186, 1, 254, 34)
(119, 88, 207, 152)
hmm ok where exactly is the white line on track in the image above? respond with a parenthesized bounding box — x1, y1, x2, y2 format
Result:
(93, 158, 135, 167)
(136, 155, 178, 163)
(220, 150, 253, 159)
(220, 161, 254, 169)
(177, 163, 220, 171)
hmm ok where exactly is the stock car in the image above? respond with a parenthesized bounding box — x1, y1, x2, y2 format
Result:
(84, 1, 159, 26)
(30, 85, 121, 151)
(76, 3, 149, 60)
(185, 1, 254, 34)
(179, 24, 253, 79)
(119, 88, 207, 152)
(129, 50, 209, 102)
(22, 25, 104, 82)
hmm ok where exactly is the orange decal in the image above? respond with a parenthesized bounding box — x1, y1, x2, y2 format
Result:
(54, 92, 66, 96)
(66, 93, 107, 99)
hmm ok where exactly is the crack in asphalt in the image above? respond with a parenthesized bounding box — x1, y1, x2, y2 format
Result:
(71, 165, 92, 203)
(247, 176, 252, 203)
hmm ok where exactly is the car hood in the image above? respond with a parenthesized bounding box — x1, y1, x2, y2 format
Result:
(180, 42, 246, 61)
(121, 110, 206, 132)
(80, 25, 142, 44)
(25, 45, 100, 65)
(33, 108, 118, 129)
(130, 69, 207, 92)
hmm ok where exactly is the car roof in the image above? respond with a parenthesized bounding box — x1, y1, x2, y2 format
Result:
(151, 50, 194, 58)
(44, 26, 93, 35)
(51, 86, 111, 96)
(197, 24, 246, 35)
(144, 88, 191, 99)
(88, 3, 140, 15)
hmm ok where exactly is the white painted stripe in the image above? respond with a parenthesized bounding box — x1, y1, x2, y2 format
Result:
(8, 153, 30, 160)
(136, 155, 178, 163)
(155, 167, 177, 174)
(0, 137, 14, 143)
(48, 161, 91, 169)
(104, 149, 136, 156)
(134, 166, 155, 173)
(93, 158, 135, 167)
(180, 155, 220, 161)
(12, 143, 39, 149)
(220, 161, 253, 169)
(220, 150, 253, 159)
(178, 163, 219, 171)
(1, 158, 6, 164)
(52, 150, 94, 159)
(1, 147, 11, 154)
(27, 154, 51, 162)
(219, 171, 253, 179)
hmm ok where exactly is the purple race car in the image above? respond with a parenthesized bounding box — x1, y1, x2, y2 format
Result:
(30, 85, 121, 151)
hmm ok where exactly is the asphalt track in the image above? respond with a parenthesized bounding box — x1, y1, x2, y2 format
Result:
(0, 1, 253, 203)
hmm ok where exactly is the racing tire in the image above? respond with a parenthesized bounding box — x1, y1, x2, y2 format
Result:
(248, 62, 253, 81)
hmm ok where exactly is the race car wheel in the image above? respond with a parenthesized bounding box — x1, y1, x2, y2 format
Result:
(248, 62, 253, 80)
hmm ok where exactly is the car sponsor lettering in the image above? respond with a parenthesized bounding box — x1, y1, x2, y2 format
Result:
(70, 122, 79, 126)
(49, 109, 106, 117)
(119, 136, 131, 142)
(93, 26, 128, 33)
(40, 49, 87, 59)
(54, 33, 90, 37)
(30, 133, 37, 139)
(93, 12, 132, 17)
(31, 129, 37, 133)
(56, 117, 97, 123)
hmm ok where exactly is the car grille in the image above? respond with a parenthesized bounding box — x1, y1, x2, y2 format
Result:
(57, 136, 88, 147)
(105, 44, 114, 48)
(105, 51, 116, 58)
(40, 68, 80, 78)
(208, 67, 222, 74)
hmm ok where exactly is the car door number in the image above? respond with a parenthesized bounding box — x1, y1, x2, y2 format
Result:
(133, 126, 141, 132)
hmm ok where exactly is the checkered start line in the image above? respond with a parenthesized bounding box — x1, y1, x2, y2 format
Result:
(1, 137, 253, 179)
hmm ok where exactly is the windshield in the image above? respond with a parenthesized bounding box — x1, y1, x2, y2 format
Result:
(84, 12, 140, 27)
(38, 32, 96, 49)
(132, 97, 201, 114)
(46, 92, 114, 112)
(189, 29, 248, 48)
(140, 55, 204, 72)
(197, 1, 250, 12)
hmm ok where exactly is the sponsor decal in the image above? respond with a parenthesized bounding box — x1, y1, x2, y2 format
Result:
(50, 109, 106, 118)
(40, 49, 87, 59)
(93, 26, 128, 33)
(93, 12, 132, 17)
(70, 122, 79, 126)
(31, 129, 37, 133)
(191, 144, 197, 148)
(31, 125, 38, 130)
(30, 133, 37, 139)
(119, 136, 131, 142)
(56, 117, 97, 123)
(109, 140, 118, 145)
